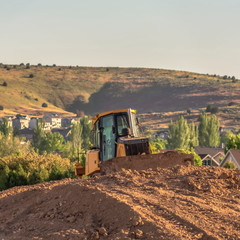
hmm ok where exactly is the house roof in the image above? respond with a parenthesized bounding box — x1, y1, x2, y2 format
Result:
(194, 146, 224, 157)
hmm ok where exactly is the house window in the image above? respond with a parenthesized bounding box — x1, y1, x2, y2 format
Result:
(202, 159, 212, 166)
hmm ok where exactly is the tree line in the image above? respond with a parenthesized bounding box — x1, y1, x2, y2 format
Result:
(0, 117, 91, 190)
(167, 112, 220, 150)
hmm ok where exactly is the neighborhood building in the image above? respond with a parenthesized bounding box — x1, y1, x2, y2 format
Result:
(29, 117, 37, 129)
(61, 117, 77, 128)
(194, 146, 225, 166)
(43, 114, 62, 129)
(220, 149, 240, 169)
(12, 115, 30, 130)
(19, 128, 34, 142)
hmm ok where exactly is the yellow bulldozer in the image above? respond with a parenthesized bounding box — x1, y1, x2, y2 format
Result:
(75, 108, 194, 177)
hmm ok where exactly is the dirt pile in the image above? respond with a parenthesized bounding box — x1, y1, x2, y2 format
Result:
(0, 166, 240, 240)
(100, 151, 194, 175)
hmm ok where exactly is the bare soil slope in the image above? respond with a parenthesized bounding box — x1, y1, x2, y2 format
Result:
(0, 166, 240, 240)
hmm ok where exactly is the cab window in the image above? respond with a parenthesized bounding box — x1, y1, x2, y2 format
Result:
(93, 120, 100, 148)
(116, 114, 129, 136)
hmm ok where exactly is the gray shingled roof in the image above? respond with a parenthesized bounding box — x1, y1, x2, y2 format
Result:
(194, 146, 224, 157)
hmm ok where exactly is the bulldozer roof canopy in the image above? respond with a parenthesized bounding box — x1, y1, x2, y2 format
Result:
(92, 108, 136, 126)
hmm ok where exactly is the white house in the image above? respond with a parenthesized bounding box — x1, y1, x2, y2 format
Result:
(43, 114, 61, 129)
(12, 115, 30, 130)
(29, 117, 37, 129)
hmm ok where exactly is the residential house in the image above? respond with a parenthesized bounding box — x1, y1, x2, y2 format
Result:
(43, 114, 61, 129)
(194, 146, 225, 166)
(152, 130, 168, 140)
(220, 149, 240, 169)
(29, 117, 38, 129)
(12, 115, 30, 130)
(19, 128, 34, 142)
(61, 117, 76, 128)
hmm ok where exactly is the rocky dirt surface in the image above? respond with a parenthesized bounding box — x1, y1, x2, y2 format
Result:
(0, 166, 240, 240)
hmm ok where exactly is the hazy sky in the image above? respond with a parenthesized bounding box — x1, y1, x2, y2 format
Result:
(1, 0, 240, 77)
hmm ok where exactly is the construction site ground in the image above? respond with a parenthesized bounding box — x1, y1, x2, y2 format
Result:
(0, 165, 240, 240)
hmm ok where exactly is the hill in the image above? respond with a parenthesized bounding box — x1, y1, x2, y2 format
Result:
(1, 63, 240, 130)
(0, 64, 239, 114)
(0, 165, 239, 239)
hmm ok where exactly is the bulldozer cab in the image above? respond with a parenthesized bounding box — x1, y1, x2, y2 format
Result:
(92, 109, 140, 162)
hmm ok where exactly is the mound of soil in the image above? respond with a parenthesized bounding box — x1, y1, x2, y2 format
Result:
(0, 166, 240, 240)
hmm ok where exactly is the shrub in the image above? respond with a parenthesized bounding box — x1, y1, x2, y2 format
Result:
(0, 105, 3, 110)
(34, 98, 38, 101)
(206, 105, 219, 114)
(0, 153, 75, 190)
(232, 76, 237, 83)
(29, 74, 34, 78)
(42, 103, 48, 108)
(0, 165, 10, 190)
(228, 102, 236, 106)
(223, 161, 237, 169)
(53, 64, 56, 67)
(28, 168, 49, 184)
(37, 63, 42, 67)
(26, 63, 30, 69)
(58, 68, 62, 71)
(49, 164, 65, 180)
(176, 148, 202, 166)
(186, 108, 191, 114)
(223, 75, 228, 80)
(2, 81, 7, 87)
(19, 63, 24, 66)
(7, 164, 28, 189)
(106, 68, 109, 72)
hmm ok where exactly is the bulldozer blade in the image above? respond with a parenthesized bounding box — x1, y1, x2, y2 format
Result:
(100, 151, 194, 175)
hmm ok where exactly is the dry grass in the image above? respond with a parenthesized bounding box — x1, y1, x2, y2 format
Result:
(0, 64, 239, 125)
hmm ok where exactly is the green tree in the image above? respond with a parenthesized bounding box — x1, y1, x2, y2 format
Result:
(198, 112, 208, 146)
(167, 116, 190, 150)
(80, 117, 92, 151)
(198, 113, 220, 147)
(189, 122, 199, 148)
(0, 118, 12, 137)
(150, 137, 166, 153)
(32, 119, 45, 153)
(221, 130, 234, 145)
(225, 133, 240, 153)
(41, 132, 64, 154)
(208, 114, 220, 147)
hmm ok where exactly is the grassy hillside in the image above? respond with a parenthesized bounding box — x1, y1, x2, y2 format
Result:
(0, 63, 239, 129)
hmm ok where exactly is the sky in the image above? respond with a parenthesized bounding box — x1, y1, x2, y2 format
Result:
(0, 0, 240, 77)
